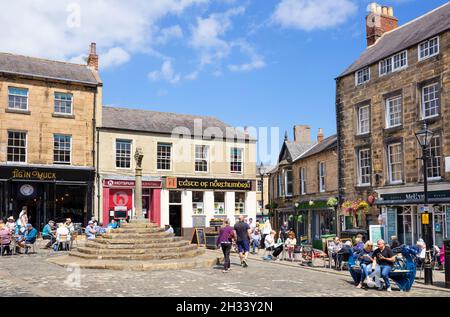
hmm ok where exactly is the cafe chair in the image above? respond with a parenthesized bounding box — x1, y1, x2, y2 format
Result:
(56, 235, 70, 251)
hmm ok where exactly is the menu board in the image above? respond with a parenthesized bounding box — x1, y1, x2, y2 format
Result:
(386, 208, 397, 245)
(369, 225, 386, 247)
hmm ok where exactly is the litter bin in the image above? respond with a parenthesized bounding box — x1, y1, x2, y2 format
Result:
(444, 239, 450, 289)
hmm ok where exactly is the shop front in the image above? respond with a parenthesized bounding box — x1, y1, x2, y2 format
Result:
(376, 189, 450, 247)
(162, 177, 256, 237)
(0, 165, 94, 231)
(101, 178, 162, 226)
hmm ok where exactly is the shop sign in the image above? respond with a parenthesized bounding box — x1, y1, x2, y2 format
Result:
(380, 190, 450, 202)
(0, 166, 94, 182)
(168, 177, 253, 191)
(109, 189, 132, 219)
(103, 179, 162, 188)
(446, 206, 450, 238)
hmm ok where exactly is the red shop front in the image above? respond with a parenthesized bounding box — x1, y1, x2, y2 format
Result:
(102, 179, 162, 226)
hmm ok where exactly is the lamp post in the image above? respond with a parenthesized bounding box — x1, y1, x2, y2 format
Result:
(415, 123, 434, 285)
(258, 162, 265, 222)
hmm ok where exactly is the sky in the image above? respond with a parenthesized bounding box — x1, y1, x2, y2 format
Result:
(1, 0, 447, 164)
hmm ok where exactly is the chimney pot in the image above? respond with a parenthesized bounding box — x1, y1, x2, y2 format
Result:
(366, 5, 398, 46)
(382, 6, 388, 16)
(317, 128, 324, 143)
(388, 7, 394, 17)
(87, 42, 99, 71)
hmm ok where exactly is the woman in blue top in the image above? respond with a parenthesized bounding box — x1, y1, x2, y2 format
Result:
(356, 240, 374, 289)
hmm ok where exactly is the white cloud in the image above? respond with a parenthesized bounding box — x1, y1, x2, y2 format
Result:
(190, 7, 245, 66)
(154, 25, 183, 45)
(228, 41, 265, 72)
(272, 0, 357, 31)
(148, 60, 181, 84)
(185, 71, 199, 80)
(0, 0, 206, 69)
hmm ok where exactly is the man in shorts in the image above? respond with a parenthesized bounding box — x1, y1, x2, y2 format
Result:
(234, 215, 251, 268)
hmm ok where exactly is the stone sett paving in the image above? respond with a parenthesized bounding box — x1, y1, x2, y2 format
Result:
(0, 250, 449, 297)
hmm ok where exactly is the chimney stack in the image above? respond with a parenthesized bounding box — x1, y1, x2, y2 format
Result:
(293, 125, 311, 144)
(366, 3, 398, 47)
(317, 128, 324, 143)
(87, 42, 99, 71)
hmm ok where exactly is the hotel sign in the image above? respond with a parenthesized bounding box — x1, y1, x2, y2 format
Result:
(166, 177, 253, 191)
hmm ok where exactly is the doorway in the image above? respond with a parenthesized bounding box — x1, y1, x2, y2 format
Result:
(169, 205, 182, 236)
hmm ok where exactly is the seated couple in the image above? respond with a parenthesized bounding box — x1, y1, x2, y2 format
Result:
(354, 240, 397, 292)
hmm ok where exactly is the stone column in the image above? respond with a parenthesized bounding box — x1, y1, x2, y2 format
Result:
(133, 147, 145, 222)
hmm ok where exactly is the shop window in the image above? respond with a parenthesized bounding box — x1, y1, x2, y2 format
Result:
(214, 192, 225, 214)
(235, 192, 245, 215)
(192, 191, 204, 215)
(7, 131, 27, 162)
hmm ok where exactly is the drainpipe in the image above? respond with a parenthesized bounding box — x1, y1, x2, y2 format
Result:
(92, 88, 98, 221)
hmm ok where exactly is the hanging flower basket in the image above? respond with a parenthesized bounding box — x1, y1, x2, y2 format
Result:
(356, 199, 369, 214)
(341, 201, 354, 215)
(327, 197, 338, 208)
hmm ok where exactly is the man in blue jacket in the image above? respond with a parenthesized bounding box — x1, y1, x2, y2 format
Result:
(18, 224, 38, 254)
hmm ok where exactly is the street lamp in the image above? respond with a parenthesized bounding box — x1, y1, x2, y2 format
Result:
(415, 123, 434, 285)
(258, 162, 265, 221)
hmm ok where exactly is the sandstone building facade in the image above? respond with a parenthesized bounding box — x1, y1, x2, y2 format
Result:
(336, 3, 450, 246)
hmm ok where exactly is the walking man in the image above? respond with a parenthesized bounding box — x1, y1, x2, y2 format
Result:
(234, 215, 251, 268)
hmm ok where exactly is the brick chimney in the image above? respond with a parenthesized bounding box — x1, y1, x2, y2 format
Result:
(87, 42, 99, 70)
(317, 128, 324, 143)
(366, 3, 398, 46)
(293, 125, 310, 143)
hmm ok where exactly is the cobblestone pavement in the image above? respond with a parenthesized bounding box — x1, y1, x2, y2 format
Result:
(0, 249, 449, 297)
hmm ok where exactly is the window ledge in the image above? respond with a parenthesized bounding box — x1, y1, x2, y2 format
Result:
(383, 125, 403, 134)
(420, 115, 441, 124)
(5, 108, 31, 115)
(355, 133, 371, 140)
(384, 181, 405, 186)
(355, 185, 372, 190)
(52, 113, 75, 119)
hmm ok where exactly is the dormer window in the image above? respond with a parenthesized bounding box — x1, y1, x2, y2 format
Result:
(379, 50, 407, 76)
(355, 67, 370, 86)
(419, 36, 439, 61)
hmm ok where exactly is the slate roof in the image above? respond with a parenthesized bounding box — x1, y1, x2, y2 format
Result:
(286, 141, 316, 161)
(101, 106, 252, 140)
(0, 52, 98, 85)
(339, 2, 450, 78)
(294, 134, 337, 161)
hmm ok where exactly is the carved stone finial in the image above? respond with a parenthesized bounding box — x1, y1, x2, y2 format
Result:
(134, 147, 144, 168)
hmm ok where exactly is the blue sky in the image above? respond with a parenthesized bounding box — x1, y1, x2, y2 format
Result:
(1, 0, 447, 163)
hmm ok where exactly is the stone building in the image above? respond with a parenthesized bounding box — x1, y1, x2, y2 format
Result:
(97, 106, 257, 238)
(0, 43, 102, 230)
(269, 126, 338, 242)
(336, 3, 450, 246)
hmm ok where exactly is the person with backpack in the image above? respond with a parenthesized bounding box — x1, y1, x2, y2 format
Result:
(216, 219, 236, 273)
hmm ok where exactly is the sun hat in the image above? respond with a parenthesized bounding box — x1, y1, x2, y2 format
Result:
(7, 216, 14, 221)
(88, 220, 94, 224)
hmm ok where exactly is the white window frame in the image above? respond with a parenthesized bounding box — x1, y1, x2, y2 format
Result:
(355, 67, 370, 86)
(194, 145, 209, 173)
(379, 50, 408, 76)
(7, 131, 27, 163)
(418, 36, 439, 61)
(53, 134, 72, 165)
(54, 92, 73, 115)
(357, 105, 370, 135)
(115, 139, 133, 170)
(230, 147, 243, 174)
(8, 87, 29, 111)
(284, 168, 293, 197)
(388, 143, 403, 184)
(385, 96, 402, 128)
(358, 148, 371, 186)
(278, 173, 283, 198)
(300, 167, 306, 195)
(319, 162, 325, 193)
(157, 143, 172, 171)
(257, 180, 262, 192)
(426, 134, 442, 180)
(421, 83, 439, 120)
